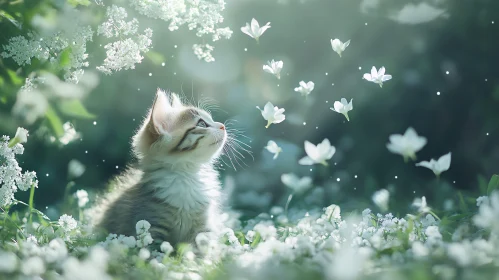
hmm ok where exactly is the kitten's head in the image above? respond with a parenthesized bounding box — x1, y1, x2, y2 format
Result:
(132, 89, 227, 165)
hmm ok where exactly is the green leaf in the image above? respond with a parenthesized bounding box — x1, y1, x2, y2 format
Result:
(478, 175, 488, 195)
(67, 0, 91, 7)
(457, 191, 469, 213)
(6, 69, 23, 86)
(45, 106, 65, 138)
(235, 231, 245, 245)
(487, 174, 499, 195)
(250, 232, 261, 248)
(58, 99, 96, 119)
(59, 47, 72, 69)
(145, 51, 165, 66)
(0, 11, 22, 29)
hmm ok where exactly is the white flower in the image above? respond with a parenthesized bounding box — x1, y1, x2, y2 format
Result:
(13, 127, 29, 144)
(22, 256, 45, 276)
(474, 191, 499, 232)
(136, 220, 151, 235)
(281, 173, 312, 194)
(68, 159, 86, 179)
(58, 214, 77, 232)
(372, 189, 389, 212)
(386, 127, 427, 161)
(265, 140, 282, 159)
(330, 98, 353, 121)
(256, 102, 285, 128)
(476, 196, 489, 207)
(363, 66, 392, 87)
(416, 152, 451, 177)
(294, 81, 315, 97)
(0, 251, 17, 273)
(241, 18, 271, 42)
(298, 139, 336, 166)
(138, 248, 150, 260)
(160, 241, 173, 256)
(263, 60, 283, 79)
(412, 196, 431, 213)
(59, 122, 81, 145)
(330, 38, 350, 57)
(75, 190, 89, 208)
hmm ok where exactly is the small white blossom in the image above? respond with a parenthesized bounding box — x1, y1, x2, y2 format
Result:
(387, 127, 427, 161)
(474, 191, 499, 233)
(363, 66, 392, 87)
(330, 38, 350, 57)
(58, 214, 77, 232)
(13, 127, 29, 144)
(160, 241, 173, 256)
(59, 122, 81, 145)
(372, 189, 389, 212)
(136, 220, 151, 235)
(263, 60, 283, 79)
(0, 251, 17, 273)
(412, 196, 431, 213)
(265, 140, 282, 159)
(294, 81, 315, 97)
(256, 102, 285, 128)
(476, 196, 489, 207)
(241, 18, 271, 42)
(299, 139, 335, 166)
(281, 173, 312, 194)
(68, 160, 86, 179)
(416, 152, 451, 177)
(330, 98, 353, 121)
(75, 190, 89, 208)
(138, 248, 150, 260)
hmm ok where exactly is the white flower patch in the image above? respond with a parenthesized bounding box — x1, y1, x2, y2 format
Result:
(96, 5, 152, 74)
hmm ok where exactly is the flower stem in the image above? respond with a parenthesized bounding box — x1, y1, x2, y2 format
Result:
(28, 183, 35, 225)
(284, 194, 293, 217)
(265, 121, 271, 128)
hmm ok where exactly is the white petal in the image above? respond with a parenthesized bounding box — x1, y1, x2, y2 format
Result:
(382, 75, 392, 82)
(344, 40, 351, 48)
(240, 24, 253, 38)
(250, 18, 260, 36)
(263, 65, 273, 73)
(304, 141, 319, 161)
(415, 160, 433, 169)
(437, 152, 451, 172)
(298, 156, 315, 165)
(378, 67, 386, 76)
(363, 73, 373, 81)
(333, 101, 343, 112)
(371, 66, 377, 78)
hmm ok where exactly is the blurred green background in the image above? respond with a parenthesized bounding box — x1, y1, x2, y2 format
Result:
(0, 0, 498, 218)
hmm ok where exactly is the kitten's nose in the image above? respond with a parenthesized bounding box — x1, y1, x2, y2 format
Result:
(219, 124, 225, 130)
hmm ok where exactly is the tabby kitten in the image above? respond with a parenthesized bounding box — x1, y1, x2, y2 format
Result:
(93, 89, 227, 246)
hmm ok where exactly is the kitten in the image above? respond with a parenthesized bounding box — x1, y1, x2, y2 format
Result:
(92, 89, 227, 246)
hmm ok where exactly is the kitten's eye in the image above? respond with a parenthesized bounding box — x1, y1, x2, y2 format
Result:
(197, 119, 208, 128)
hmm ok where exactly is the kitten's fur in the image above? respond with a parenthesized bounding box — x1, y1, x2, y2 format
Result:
(92, 89, 227, 246)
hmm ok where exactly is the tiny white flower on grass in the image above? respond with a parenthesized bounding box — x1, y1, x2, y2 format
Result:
(256, 102, 285, 128)
(75, 190, 89, 208)
(136, 220, 151, 235)
(387, 127, 427, 161)
(160, 241, 173, 256)
(281, 173, 312, 194)
(330, 98, 353, 121)
(416, 152, 451, 177)
(68, 159, 86, 179)
(330, 38, 350, 57)
(58, 214, 77, 232)
(412, 196, 431, 213)
(241, 18, 271, 43)
(363, 66, 392, 87)
(265, 140, 282, 159)
(299, 139, 336, 166)
(294, 81, 315, 97)
(263, 60, 283, 79)
(372, 189, 389, 212)
(138, 248, 150, 260)
(474, 191, 499, 232)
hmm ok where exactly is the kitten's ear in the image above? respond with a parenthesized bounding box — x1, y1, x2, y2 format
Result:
(150, 89, 171, 135)
(170, 93, 183, 108)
